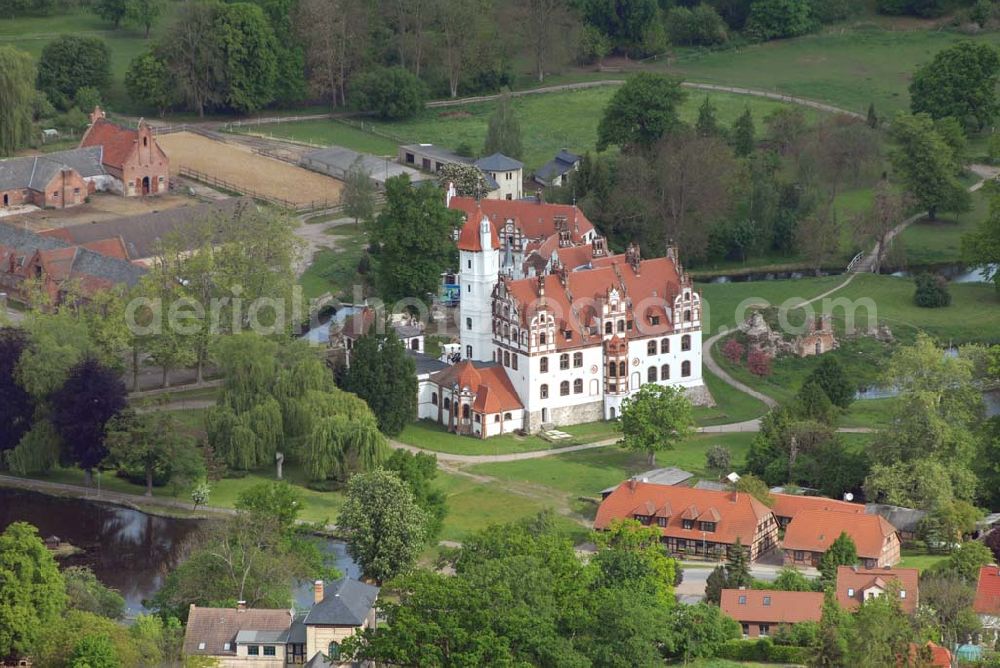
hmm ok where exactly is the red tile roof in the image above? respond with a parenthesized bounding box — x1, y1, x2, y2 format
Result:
(771, 493, 865, 520)
(430, 360, 523, 414)
(783, 509, 898, 560)
(974, 565, 1000, 615)
(836, 565, 919, 614)
(79, 237, 129, 260)
(906, 642, 952, 668)
(456, 207, 500, 252)
(595, 482, 773, 546)
(80, 118, 140, 170)
(448, 196, 594, 241)
(720, 589, 823, 625)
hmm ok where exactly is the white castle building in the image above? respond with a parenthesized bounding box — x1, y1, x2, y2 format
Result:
(417, 196, 710, 438)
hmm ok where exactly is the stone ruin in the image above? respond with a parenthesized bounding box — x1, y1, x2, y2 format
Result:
(739, 309, 837, 358)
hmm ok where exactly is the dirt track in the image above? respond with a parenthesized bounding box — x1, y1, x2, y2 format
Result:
(157, 131, 343, 207)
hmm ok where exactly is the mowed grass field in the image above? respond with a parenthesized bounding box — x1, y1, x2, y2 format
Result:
(898, 188, 991, 266)
(661, 28, 1000, 116)
(257, 88, 819, 172)
(0, 5, 180, 111)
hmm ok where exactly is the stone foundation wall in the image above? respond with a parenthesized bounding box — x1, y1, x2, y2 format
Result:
(685, 383, 715, 407)
(527, 399, 604, 432)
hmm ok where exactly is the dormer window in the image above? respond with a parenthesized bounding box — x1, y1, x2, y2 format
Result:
(763, 596, 771, 606)
(738, 595, 747, 605)
(563, 330, 572, 341)
(847, 588, 855, 597)
(651, 315, 659, 326)
(682, 519, 694, 530)
(698, 521, 716, 532)
(657, 517, 667, 527)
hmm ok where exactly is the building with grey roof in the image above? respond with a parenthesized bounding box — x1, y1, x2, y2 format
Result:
(600, 466, 695, 498)
(301, 145, 430, 187)
(535, 149, 581, 187)
(0, 147, 112, 210)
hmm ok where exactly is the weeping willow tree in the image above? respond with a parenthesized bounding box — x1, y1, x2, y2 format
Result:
(208, 334, 386, 478)
(0, 46, 35, 157)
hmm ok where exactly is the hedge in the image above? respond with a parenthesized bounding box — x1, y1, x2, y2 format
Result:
(716, 638, 811, 663)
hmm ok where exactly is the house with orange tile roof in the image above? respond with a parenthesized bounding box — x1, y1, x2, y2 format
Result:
(835, 565, 919, 614)
(595, 482, 778, 561)
(417, 359, 525, 438)
(80, 107, 169, 197)
(974, 564, 1000, 642)
(770, 493, 866, 529)
(720, 589, 823, 638)
(783, 509, 901, 568)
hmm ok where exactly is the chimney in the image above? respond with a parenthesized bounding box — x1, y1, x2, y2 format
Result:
(313, 580, 324, 605)
(237, 601, 246, 612)
(730, 491, 738, 503)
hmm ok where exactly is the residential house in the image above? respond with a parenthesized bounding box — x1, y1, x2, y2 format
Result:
(782, 509, 900, 568)
(835, 565, 919, 614)
(534, 150, 581, 187)
(594, 482, 779, 561)
(338, 306, 425, 361)
(0, 223, 145, 304)
(80, 107, 169, 197)
(974, 564, 1000, 643)
(418, 359, 525, 438)
(770, 493, 865, 529)
(182, 578, 378, 667)
(720, 589, 823, 638)
(0, 147, 109, 210)
(474, 153, 523, 200)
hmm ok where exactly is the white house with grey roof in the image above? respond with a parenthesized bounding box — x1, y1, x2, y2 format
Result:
(475, 153, 523, 200)
(397, 144, 523, 200)
(182, 577, 379, 667)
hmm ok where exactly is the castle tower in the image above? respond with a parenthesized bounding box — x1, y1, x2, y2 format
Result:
(458, 209, 500, 361)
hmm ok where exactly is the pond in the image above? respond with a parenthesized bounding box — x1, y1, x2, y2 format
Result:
(854, 387, 1000, 418)
(0, 489, 357, 616)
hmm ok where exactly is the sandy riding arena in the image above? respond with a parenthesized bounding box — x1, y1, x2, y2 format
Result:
(157, 132, 343, 208)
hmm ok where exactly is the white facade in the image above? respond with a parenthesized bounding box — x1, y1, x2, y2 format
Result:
(483, 167, 522, 200)
(458, 215, 499, 362)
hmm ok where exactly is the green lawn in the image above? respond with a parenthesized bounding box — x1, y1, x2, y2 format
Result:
(659, 28, 1000, 117)
(468, 432, 756, 500)
(259, 88, 817, 172)
(237, 120, 400, 156)
(0, 6, 180, 111)
(898, 544, 950, 572)
(697, 275, 847, 335)
(397, 419, 619, 455)
(838, 397, 898, 429)
(898, 189, 990, 267)
(696, 370, 769, 425)
(298, 225, 368, 301)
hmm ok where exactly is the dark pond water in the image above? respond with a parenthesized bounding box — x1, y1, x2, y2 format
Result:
(0, 489, 356, 616)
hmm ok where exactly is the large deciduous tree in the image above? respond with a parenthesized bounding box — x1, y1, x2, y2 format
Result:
(343, 327, 416, 437)
(104, 408, 205, 496)
(0, 46, 36, 157)
(852, 179, 907, 274)
(125, 52, 174, 116)
(910, 41, 1000, 131)
(337, 469, 427, 584)
(0, 327, 33, 455)
(0, 522, 67, 660)
(341, 157, 377, 225)
(619, 384, 696, 466)
(367, 175, 460, 303)
(435, 0, 492, 98)
(483, 91, 523, 159)
(597, 73, 686, 151)
(890, 112, 970, 220)
(297, 0, 370, 108)
(36, 35, 112, 110)
(50, 357, 127, 484)
(351, 66, 426, 120)
(155, 1, 223, 116)
(213, 2, 278, 114)
(963, 190, 1000, 291)
(513, 0, 578, 82)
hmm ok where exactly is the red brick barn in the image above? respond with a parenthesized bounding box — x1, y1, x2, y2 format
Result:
(80, 107, 169, 197)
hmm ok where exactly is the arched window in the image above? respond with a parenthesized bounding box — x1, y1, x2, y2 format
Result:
(560, 381, 570, 396)
(619, 361, 626, 377)
(682, 361, 691, 377)
(503, 412, 511, 420)
(328, 642, 340, 660)
(617, 319, 625, 332)
(559, 353, 569, 370)
(462, 404, 470, 418)
(647, 366, 657, 382)
(540, 384, 549, 399)
(443, 397, 451, 410)
(540, 357, 548, 373)
(431, 392, 438, 405)
(661, 338, 670, 354)
(661, 364, 670, 380)
(647, 340, 657, 356)
(466, 317, 472, 330)
(574, 379, 583, 394)
(608, 361, 617, 377)
(604, 321, 613, 334)
(681, 335, 691, 351)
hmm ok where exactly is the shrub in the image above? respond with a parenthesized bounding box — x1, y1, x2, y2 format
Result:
(667, 4, 728, 46)
(716, 638, 811, 662)
(351, 67, 426, 120)
(914, 273, 951, 308)
(747, 349, 772, 376)
(706, 444, 732, 471)
(746, 0, 815, 41)
(722, 338, 745, 364)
